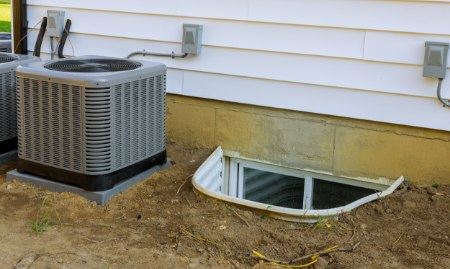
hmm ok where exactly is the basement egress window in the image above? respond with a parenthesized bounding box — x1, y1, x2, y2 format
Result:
(193, 147, 404, 223)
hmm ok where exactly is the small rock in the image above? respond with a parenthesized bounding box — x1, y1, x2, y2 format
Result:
(374, 204, 383, 214)
(176, 243, 183, 254)
(197, 247, 204, 253)
(6, 184, 12, 190)
(385, 208, 393, 214)
(219, 225, 227, 230)
(314, 257, 329, 269)
(188, 258, 201, 268)
(426, 186, 438, 196)
(360, 223, 367, 230)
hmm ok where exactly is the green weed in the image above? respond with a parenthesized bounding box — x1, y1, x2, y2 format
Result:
(29, 195, 59, 234)
(30, 213, 53, 233)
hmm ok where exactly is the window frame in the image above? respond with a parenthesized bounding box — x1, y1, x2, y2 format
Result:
(226, 157, 384, 210)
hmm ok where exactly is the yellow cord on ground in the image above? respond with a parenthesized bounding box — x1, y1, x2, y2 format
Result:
(252, 250, 318, 268)
(252, 245, 340, 268)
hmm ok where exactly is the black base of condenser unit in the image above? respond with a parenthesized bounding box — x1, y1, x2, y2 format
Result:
(17, 150, 167, 192)
(0, 137, 17, 154)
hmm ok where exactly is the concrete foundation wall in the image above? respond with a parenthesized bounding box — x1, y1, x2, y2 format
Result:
(167, 95, 450, 185)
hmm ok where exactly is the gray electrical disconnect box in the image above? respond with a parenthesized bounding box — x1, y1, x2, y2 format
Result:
(423, 42, 449, 79)
(46, 10, 66, 37)
(182, 24, 203, 55)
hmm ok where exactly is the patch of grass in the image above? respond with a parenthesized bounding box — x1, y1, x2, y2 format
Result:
(0, 21, 11, 32)
(432, 183, 440, 189)
(0, 2, 11, 33)
(30, 213, 54, 233)
(29, 195, 59, 234)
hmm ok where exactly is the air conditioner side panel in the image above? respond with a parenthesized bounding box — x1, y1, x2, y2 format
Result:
(110, 74, 166, 172)
(16, 76, 84, 173)
(0, 70, 16, 142)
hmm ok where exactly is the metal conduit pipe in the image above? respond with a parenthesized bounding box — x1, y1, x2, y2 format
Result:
(57, 19, 72, 59)
(33, 17, 47, 57)
(126, 50, 189, 59)
(437, 78, 450, 107)
(50, 36, 54, 60)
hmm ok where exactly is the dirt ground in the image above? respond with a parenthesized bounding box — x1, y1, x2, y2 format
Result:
(0, 142, 449, 269)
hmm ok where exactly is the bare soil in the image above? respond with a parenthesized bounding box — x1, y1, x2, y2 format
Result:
(0, 143, 449, 269)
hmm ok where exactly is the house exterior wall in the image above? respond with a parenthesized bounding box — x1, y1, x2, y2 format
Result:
(26, 0, 450, 131)
(24, 0, 450, 184)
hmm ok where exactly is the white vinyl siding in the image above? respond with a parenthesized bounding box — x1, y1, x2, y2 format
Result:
(25, 0, 450, 131)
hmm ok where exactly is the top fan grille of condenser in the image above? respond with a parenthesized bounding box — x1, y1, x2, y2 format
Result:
(0, 53, 18, 63)
(44, 58, 143, 73)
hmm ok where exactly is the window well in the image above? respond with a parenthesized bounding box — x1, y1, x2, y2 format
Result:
(193, 147, 404, 223)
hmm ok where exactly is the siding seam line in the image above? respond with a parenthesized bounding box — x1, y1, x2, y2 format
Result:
(363, 31, 367, 58)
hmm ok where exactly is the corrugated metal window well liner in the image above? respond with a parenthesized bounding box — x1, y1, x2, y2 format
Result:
(192, 147, 404, 223)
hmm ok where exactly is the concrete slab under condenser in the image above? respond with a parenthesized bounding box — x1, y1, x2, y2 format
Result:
(6, 161, 171, 205)
(0, 150, 17, 165)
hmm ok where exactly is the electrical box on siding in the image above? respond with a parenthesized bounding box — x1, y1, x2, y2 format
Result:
(182, 24, 203, 55)
(46, 10, 66, 38)
(423, 42, 449, 79)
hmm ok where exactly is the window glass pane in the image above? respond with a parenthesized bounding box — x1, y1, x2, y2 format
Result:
(312, 179, 377, 209)
(243, 167, 304, 209)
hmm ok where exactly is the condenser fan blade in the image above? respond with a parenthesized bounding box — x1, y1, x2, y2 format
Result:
(44, 58, 142, 72)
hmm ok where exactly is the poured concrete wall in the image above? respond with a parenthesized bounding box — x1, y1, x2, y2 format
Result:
(167, 95, 450, 185)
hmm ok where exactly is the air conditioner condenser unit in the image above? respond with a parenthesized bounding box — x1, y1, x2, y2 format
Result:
(0, 53, 40, 155)
(15, 56, 167, 191)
